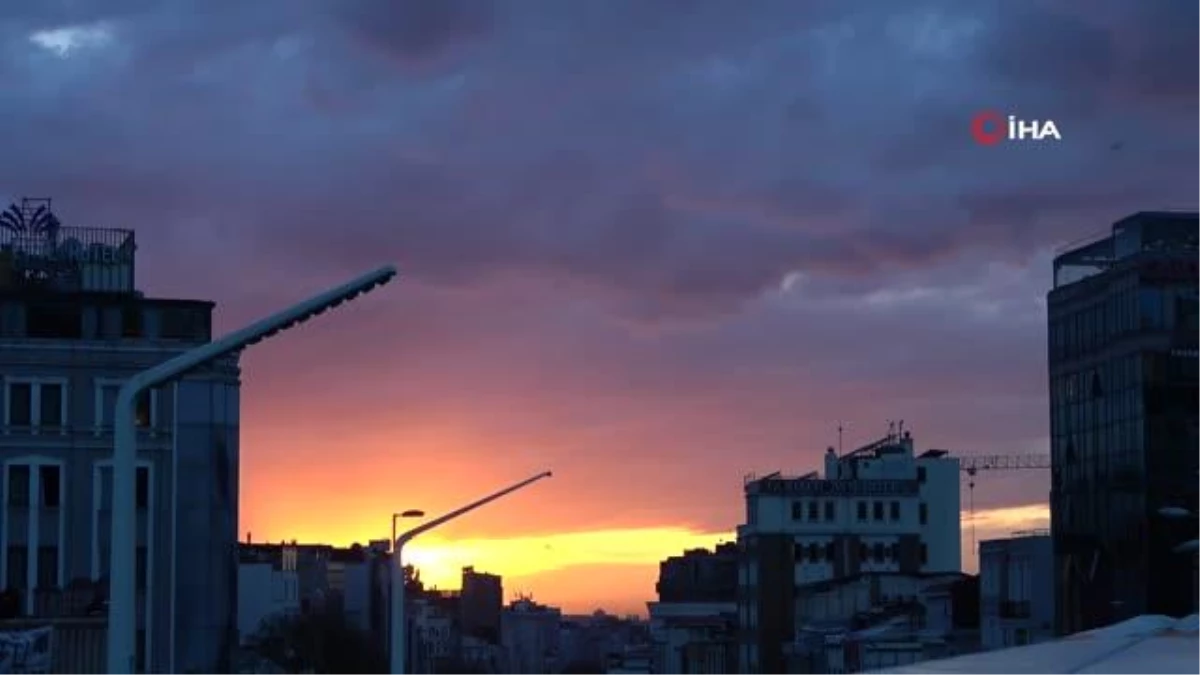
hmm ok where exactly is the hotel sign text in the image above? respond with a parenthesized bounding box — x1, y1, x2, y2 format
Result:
(752, 479, 920, 497)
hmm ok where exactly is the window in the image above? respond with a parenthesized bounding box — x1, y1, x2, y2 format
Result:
(160, 307, 207, 340)
(920, 543, 929, 565)
(39, 384, 63, 428)
(40, 466, 60, 508)
(889, 501, 900, 521)
(859, 544, 869, 562)
(5, 546, 27, 590)
(135, 391, 152, 428)
(25, 303, 82, 339)
(807, 501, 819, 521)
(825, 542, 836, 560)
(3, 547, 25, 588)
(135, 467, 150, 510)
(5, 380, 66, 431)
(791, 501, 804, 520)
(919, 502, 928, 525)
(856, 501, 867, 521)
(97, 382, 156, 430)
(6, 383, 31, 426)
(808, 544, 821, 563)
(873, 543, 884, 563)
(121, 306, 142, 338)
(136, 546, 148, 590)
(917, 466, 927, 483)
(873, 501, 884, 521)
(36, 546, 58, 589)
(889, 543, 900, 559)
(7, 466, 29, 507)
(824, 501, 835, 521)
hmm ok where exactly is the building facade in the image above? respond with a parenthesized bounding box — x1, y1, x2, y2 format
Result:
(460, 566, 502, 645)
(501, 596, 563, 674)
(1048, 211, 1199, 634)
(979, 531, 1054, 650)
(648, 544, 738, 674)
(737, 429, 961, 673)
(0, 198, 240, 672)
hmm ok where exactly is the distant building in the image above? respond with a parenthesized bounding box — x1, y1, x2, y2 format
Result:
(460, 566, 503, 644)
(647, 544, 738, 674)
(1048, 211, 1199, 634)
(408, 589, 462, 674)
(789, 573, 980, 674)
(236, 541, 390, 646)
(736, 428, 961, 673)
(237, 545, 301, 642)
(0, 198, 240, 673)
(656, 543, 738, 604)
(560, 611, 651, 674)
(979, 531, 1054, 650)
(501, 596, 562, 674)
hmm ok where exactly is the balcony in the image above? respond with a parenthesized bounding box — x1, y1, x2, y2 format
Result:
(0, 424, 171, 445)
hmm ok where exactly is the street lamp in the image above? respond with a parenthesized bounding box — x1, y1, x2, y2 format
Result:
(390, 470, 553, 674)
(107, 265, 398, 674)
(388, 508, 426, 665)
(1152, 502, 1200, 612)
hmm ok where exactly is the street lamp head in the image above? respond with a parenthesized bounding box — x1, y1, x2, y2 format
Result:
(238, 265, 398, 351)
(401, 509, 425, 519)
(1158, 506, 1196, 520)
(1174, 539, 1200, 555)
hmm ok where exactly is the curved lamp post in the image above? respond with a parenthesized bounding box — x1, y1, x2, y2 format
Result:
(1156, 504, 1199, 611)
(390, 470, 553, 674)
(107, 265, 398, 674)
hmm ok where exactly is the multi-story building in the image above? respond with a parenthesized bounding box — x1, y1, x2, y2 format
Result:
(647, 543, 738, 674)
(737, 428, 961, 673)
(236, 539, 391, 645)
(979, 530, 1054, 650)
(237, 544, 302, 642)
(460, 565, 503, 644)
(1048, 211, 1199, 634)
(0, 198, 240, 672)
(501, 596, 562, 674)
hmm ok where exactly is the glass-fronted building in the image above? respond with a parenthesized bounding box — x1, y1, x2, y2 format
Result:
(1048, 211, 1198, 635)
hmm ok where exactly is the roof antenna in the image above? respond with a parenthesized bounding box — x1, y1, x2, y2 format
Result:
(837, 424, 844, 454)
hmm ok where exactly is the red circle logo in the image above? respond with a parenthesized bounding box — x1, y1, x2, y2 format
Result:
(971, 110, 1006, 146)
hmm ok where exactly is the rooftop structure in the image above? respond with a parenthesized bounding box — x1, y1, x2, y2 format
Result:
(0, 197, 238, 672)
(878, 613, 1199, 674)
(0, 197, 137, 295)
(1052, 211, 1198, 289)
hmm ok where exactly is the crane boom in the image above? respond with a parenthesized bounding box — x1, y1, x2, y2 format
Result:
(956, 454, 1052, 475)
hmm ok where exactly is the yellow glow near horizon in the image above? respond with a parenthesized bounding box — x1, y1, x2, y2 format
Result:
(400, 503, 1051, 593)
(404, 526, 732, 591)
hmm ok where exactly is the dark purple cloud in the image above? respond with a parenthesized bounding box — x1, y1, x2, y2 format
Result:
(0, 0, 1194, 531)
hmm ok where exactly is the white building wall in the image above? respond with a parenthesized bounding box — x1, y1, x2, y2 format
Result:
(746, 453, 961, 584)
(342, 561, 371, 632)
(236, 562, 299, 643)
(917, 458, 961, 573)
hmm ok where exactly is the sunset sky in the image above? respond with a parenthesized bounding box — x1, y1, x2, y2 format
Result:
(2, 0, 1196, 616)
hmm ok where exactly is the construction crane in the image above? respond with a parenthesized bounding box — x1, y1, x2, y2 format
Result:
(947, 453, 1053, 564)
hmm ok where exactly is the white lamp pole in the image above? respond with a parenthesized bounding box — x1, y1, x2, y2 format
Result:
(107, 265, 398, 674)
(390, 471, 553, 674)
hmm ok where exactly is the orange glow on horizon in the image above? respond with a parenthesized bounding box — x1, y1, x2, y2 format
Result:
(248, 503, 1049, 615)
